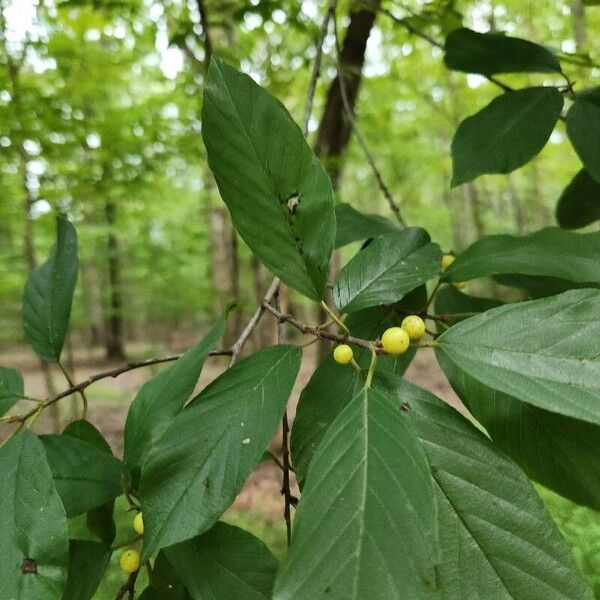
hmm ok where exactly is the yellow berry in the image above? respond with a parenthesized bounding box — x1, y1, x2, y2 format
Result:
(133, 512, 144, 535)
(381, 327, 410, 355)
(401, 315, 426, 341)
(441, 254, 455, 270)
(119, 549, 141, 574)
(333, 344, 353, 365)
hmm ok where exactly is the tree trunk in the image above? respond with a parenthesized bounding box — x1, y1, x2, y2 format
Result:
(572, 0, 587, 50)
(312, 0, 381, 360)
(104, 199, 126, 360)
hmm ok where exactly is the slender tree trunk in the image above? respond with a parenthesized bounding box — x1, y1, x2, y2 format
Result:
(572, 0, 587, 50)
(103, 199, 126, 360)
(312, 0, 381, 360)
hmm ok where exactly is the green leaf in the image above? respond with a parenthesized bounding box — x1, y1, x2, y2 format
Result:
(0, 366, 24, 416)
(291, 356, 363, 488)
(202, 58, 335, 300)
(493, 273, 596, 299)
(292, 287, 427, 486)
(0, 430, 69, 600)
(141, 552, 188, 600)
(22, 216, 78, 363)
(378, 378, 593, 600)
(165, 522, 278, 600)
(567, 100, 600, 182)
(438, 352, 600, 510)
(451, 87, 563, 187)
(61, 540, 111, 600)
(273, 388, 438, 600)
(63, 420, 117, 544)
(436, 289, 600, 425)
(333, 228, 441, 313)
(140, 345, 301, 559)
(442, 227, 600, 283)
(556, 169, 600, 229)
(124, 317, 226, 478)
(334, 203, 398, 249)
(40, 432, 123, 517)
(444, 28, 562, 75)
(433, 285, 502, 326)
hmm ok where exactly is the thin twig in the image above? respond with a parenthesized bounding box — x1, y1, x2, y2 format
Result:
(229, 278, 280, 366)
(195, 0, 212, 73)
(262, 301, 376, 351)
(303, 0, 338, 136)
(59, 361, 88, 419)
(114, 569, 139, 600)
(332, 12, 407, 227)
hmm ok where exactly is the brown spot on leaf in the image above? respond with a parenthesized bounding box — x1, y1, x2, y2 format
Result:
(400, 402, 412, 412)
(21, 558, 38, 575)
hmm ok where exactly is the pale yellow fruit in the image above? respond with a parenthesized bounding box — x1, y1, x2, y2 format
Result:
(133, 512, 144, 535)
(381, 327, 410, 355)
(333, 344, 353, 365)
(401, 315, 426, 341)
(119, 549, 141, 574)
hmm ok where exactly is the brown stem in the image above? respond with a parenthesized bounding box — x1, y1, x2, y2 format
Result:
(114, 569, 139, 600)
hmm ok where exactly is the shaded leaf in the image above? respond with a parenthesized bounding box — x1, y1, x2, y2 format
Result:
(124, 317, 226, 478)
(433, 285, 502, 328)
(566, 100, 600, 182)
(442, 227, 600, 283)
(40, 432, 123, 517)
(61, 540, 111, 600)
(451, 87, 563, 187)
(334, 203, 397, 249)
(0, 430, 69, 600)
(165, 522, 278, 600)
(444, 28, 561, 75)
(202, 58, 335, 300)
(274, 388, 438, 600)
(140, 345, 301, 559)
(333, 228, 441, 313)
(436, 289, 600, 425)
(22, 216, 78, 363)
(438, 352, 600, 510)
(0, 366, 24, 416)
(493, 273, 596, 299)
(378, 378, 593, 600)
(556, 169, 600, 229)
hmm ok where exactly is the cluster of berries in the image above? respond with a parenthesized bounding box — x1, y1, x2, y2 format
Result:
(333, 314, 426, 365)
(119, 512, 144, 573)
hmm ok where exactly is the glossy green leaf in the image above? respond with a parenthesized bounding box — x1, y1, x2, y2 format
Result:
(437, 289, 600, 425)
(274, 388, 438, 600)
(22, 216, 78, 363)
(124, 317, 226, 477)
(442, 228, 600, 283)
(444, 28, 562, 75)
(40, 432, 123, 517)
(0, 430, 69, 600)
(334, 203, 398, 249)
(140, 345, 301, 559)
(556, 169, 600, 229)
(202, 58, 335, 300)
(378, 378, 593, 600)
(567, 100, 600, 182)
(166, 522, 278, 600)
(0, 366, 24, 416)
(61, 540, 111, 600)
(451, 87, 563, 187)
(438, 352, 600, 510)
(333, 228, 441, 313)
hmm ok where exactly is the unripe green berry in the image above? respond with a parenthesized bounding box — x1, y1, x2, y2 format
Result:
(119, 549, 141, 574)
(401, 315, 425, 341)
(133, 512, 144, 535)
(381, 327, 410, 355)
(333, 344, 353, 365)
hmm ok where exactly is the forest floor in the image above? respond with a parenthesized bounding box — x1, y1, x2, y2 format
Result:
(1, 340, 599, 598)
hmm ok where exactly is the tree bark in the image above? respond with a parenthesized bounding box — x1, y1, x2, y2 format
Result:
(572, 0, 587, 50)
(104, 199, 126, 360)
(314, 0, 381, 185)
